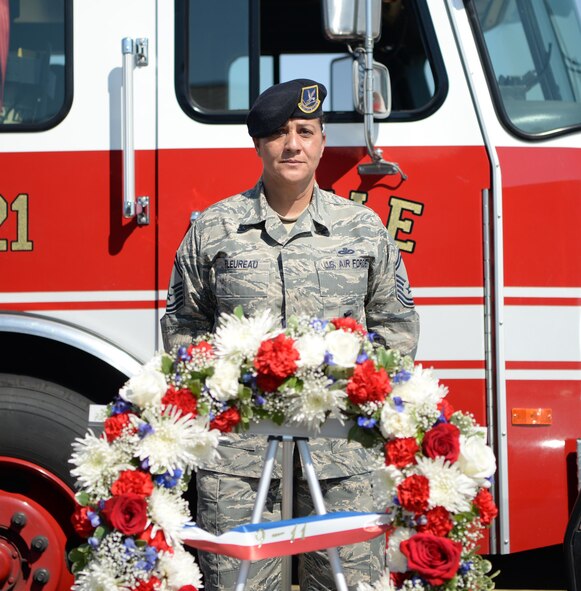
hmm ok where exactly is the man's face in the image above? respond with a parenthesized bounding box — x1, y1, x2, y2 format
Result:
(253, 118, 326, 187)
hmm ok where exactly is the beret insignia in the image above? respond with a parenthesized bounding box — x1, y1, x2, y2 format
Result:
(298, 84, 321, 114)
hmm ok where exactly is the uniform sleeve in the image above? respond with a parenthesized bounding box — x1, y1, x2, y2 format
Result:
(365, 226, 420, 359)
(160, 222, 215, 352)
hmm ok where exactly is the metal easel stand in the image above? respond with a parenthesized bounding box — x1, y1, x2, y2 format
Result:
(234, 435, 349, 591)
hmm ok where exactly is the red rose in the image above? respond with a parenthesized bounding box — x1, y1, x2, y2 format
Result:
(346, 359, 391, 405)
(70, 505, 94, 538)
(104, 412, 134, 442)
(254, 334, 299, 392)
(400, 533, 462, 585)
(422, 423, 461, 463)
(474, 488, 498, 525)
(384, 437, 419, 468)
(102, 493, 148, 535)
(139, 526, 173, 553)
(111, 469, 154, 497)
(210, 406, 241, 433)
(131, 577, 161, 591)
(331, 317, 365, 334)
(178, 587, 198, 591)
(390, 572, 410, 588)
(417, 506, 453, 537)
(397, 474, 430, 514)
(438, 398, 454, 420)
(162, 385, 198, 417)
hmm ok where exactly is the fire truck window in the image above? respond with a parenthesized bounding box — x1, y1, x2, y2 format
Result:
(0, 0, 70, 130)
(471, 0, 581, 136)
(180, 0, 445, 121)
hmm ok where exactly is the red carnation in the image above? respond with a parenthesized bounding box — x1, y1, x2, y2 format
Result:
(422, 423, 461, 463)
(104, 412, 134, 442)
(417, 506, 453, 537)
(140, 526, 174, 553)
(70, 505, 94, 538)
(331, 317, 365, 334)
(178, 587, 198, 591)
(397, 474, 430, 514)
(346, 359, 391, 405)
(474, 488, 498, 525)
(254, 334, 299, 392)
(187, 341, 213, 357)
(438, 398, 454, 421)
(210, 406, 241, 433)
(102, 493, 148, 535)
(401, 533, 462, 586)
(162, 385, 198, 417)
(384, 437, 419, 468)
(111, 469, 154, 497)
(131, 577, 161, 591)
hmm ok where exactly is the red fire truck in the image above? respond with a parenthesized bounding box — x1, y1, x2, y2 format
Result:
(1, 0, 580, 589)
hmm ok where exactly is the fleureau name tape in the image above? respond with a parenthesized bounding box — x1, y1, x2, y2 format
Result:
(182, 512, 391, 561)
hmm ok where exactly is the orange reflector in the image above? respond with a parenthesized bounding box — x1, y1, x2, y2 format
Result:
(511, 408, 552, 425)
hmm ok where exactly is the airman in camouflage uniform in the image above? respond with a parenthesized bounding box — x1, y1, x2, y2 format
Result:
(161, 78, 419, 591)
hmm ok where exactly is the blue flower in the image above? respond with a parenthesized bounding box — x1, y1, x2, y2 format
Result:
(357, 416, 377, 429)
(356, 352, 369, 364)
(154, 469, 183, 489)
(392, 370, 412, 384)
(138, 423, 154, 438)
(392, 396, 404, 412)
(177, 346, 191, 362)
(324, 351, 335, 365)
(309, 318, 328, 332)
(87, 510, 101, 528)
(255, 395, 266, 406)
(367, 332, 377, 343)
(111, 398, 131, 415)
(140, 458, 150, 470)
(88, 537, 100, 549)
(459, 561, 473, 574)
(124, 537, 137, 552)
(241, 372, 254, 385)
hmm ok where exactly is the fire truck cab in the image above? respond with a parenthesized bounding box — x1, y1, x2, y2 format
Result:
(1, 1, 580, 589)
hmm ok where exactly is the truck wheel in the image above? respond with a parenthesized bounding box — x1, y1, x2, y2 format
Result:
(0, 374, 91, 591)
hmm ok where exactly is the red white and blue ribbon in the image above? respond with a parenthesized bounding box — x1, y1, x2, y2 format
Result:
(182, 511, 391, 561)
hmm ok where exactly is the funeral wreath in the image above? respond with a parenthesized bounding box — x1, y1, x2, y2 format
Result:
(69, 308, 498, 591)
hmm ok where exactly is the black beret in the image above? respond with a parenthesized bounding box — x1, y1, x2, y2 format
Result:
(247, 79, 327, 138)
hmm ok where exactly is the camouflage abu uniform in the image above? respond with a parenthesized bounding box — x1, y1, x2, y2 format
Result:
(161, 180, 419, 590)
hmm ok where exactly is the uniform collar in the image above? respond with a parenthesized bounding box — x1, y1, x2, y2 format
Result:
(239, 179, 331, 236)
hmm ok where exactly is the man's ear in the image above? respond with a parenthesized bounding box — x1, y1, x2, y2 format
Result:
(253, 137, 261, 155)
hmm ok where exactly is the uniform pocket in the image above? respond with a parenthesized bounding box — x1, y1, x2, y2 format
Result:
(215, 258, 269, 299)
(317, 259, 368, 320)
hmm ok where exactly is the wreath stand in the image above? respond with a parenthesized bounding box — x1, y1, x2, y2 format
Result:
(234, 422, 351, 591)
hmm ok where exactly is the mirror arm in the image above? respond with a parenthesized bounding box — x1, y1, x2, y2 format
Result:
(359, 0, 407, 180)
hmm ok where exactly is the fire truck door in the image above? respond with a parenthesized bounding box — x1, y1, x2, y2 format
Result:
(0, 0, 159, 362)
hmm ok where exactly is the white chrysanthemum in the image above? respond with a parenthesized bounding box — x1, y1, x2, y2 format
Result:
(213, 308, 280, 360)
(295, 333, 327, 368)
(379, 404, 417, 439)
(69, 432, 132, 497)
(137, 409, 220, 473)
(324, 329, 361, 367)
(72, 563, 125, 591)
(373, 465, 404, 506)
(286, 373, 346, 431)
(206, 358, 241, 401)
(392, 365, 447, 406)
(157, 548, 203, 590)
(458, 434, 497, 481)
(357, 569, 395, 591)
(416, 456, 478, 513)
(385, 527, 413, 573)
(148, 487, 192, 544)
(120, 367, 167, 409)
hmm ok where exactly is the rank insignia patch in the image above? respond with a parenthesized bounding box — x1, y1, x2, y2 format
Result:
(298, 84, 321, 114)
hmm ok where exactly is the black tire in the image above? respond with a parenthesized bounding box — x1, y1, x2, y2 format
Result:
(0, 373, 91, 487)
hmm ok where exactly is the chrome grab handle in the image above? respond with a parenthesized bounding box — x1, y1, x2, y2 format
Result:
(121, 37, 150, 225)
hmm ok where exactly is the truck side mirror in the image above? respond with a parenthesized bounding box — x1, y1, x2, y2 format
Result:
(322, 0, 382, 41)
(353, 55, 391, 119)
